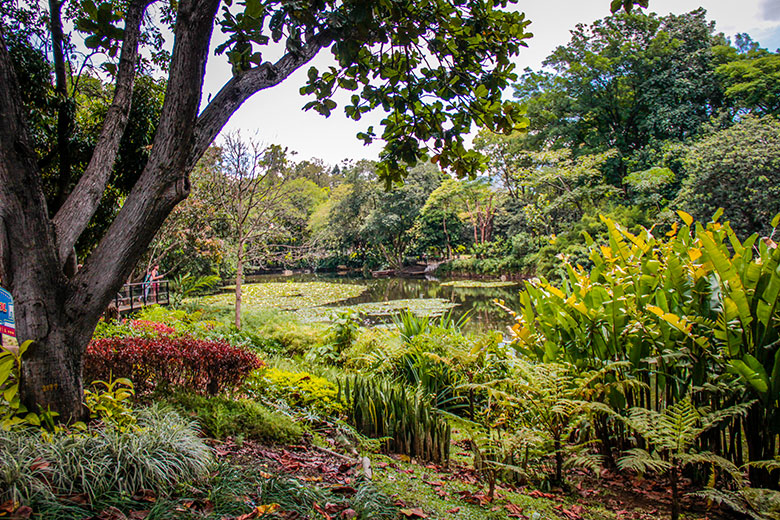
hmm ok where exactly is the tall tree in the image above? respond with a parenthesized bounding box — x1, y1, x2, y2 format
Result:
(362, 164, 440, 267)
(0, 0, 643, 420)
(675, 116, 780, 238)
(513, 8, 726, 182)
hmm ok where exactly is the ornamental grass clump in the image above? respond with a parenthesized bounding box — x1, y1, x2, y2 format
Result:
(0, 406, 212, 504)
(340, 376, 450, 464)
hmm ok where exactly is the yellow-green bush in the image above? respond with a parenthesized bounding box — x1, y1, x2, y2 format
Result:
(247, 368, 343, 415)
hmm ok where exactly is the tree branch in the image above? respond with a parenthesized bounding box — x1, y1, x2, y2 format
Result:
(52, 0, 151, 265)
(49, 0, 74, 210)
(66, 0, 221, 322)
(187, 30, 332, 172)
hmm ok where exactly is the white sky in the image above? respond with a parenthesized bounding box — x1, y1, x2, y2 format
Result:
(202, 0, 780, 167)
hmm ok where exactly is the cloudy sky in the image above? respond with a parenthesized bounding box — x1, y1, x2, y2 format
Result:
(202, 0, 780, 167)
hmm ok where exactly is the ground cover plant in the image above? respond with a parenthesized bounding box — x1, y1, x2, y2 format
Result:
(440, 281, 519, 288)
(299, 298, 458, 322)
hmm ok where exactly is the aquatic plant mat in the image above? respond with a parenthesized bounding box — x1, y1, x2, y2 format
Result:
(195, 282, 367, 310)
(194, 282, 459, 323)
(440, 280, 518, 288)
(298, 298, 458, 322)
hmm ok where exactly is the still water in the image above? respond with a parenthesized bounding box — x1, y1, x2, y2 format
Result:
(245, 273, 524, 335)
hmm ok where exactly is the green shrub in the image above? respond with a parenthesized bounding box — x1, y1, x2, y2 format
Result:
(0, 406, 212, 504)
(246, 368, 343, 415)
(167, 393, 302, 443)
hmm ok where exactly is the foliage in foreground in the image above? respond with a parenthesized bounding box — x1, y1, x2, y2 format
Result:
(504, 212, 780, 487)
(0, 407, 212, 504)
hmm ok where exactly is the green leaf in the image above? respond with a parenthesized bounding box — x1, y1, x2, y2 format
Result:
(245, 0, 263, 19)
(730, 358, 769, 395)
(678, 211, 694, 226)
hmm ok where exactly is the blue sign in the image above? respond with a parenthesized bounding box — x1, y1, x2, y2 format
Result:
(0, 288, 14, 337)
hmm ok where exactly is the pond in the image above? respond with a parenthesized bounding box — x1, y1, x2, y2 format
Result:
(240, 273, 525, 335)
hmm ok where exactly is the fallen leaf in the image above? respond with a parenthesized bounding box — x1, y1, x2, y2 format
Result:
(313, 502, 332, 519)
(400, 508, 428, 518)
(330, 486, 357, 495)
(341, 509, 357, 519)
(97, 506, 127, 520)
(446, 507, 461, 514)
(128, 511, 150, 520)
(29, 458, 50, 472)
(10, 506, 32, 519)
(505, 503, 525, 518)
(63, 493, 89, 505)
(256, 504, 281, 515)
(528, 490, 556, 499)
(131, 490, 156, 503)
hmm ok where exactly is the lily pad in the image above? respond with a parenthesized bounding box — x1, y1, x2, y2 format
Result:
(297, 298, 457, 322)
(194, 282, 367, 310)
(440, 280, 518, 288)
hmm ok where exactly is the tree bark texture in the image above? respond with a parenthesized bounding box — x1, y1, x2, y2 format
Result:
(0, 0, 330, 420)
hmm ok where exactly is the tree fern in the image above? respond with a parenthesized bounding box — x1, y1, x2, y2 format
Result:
(618, 395, 750, 520)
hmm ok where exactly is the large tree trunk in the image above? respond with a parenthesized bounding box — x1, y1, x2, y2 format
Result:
(0, 0, 328, 421)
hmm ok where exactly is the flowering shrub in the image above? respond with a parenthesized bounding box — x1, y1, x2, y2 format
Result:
(129, 320, 176, 336)
(84, 336, 263, 395)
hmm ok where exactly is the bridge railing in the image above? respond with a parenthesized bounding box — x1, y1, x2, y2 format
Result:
(114, 280, 170, 313)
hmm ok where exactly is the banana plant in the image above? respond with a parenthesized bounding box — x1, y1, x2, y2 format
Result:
(502, 211, 780, 486)
(697, 212, 780, 486)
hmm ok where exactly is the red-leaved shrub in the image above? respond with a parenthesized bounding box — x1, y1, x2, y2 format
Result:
(129, 319, 176, 336)
(84, 336, 263, 395)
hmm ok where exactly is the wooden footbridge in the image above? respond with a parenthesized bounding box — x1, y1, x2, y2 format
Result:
(113, 280, 170, 314)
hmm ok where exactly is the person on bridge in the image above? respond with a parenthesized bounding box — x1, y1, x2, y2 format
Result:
(142, 264, 162, 302)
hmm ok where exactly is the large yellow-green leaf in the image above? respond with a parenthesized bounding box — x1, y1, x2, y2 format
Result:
(698, 227, 753, 329)
(730, 356, 769, 395)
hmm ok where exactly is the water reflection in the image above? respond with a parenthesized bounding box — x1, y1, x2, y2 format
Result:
(243, 273, 523, 334)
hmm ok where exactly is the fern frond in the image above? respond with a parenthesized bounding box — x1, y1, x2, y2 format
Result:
(689, 489, 764, 520)
(565, 452, 604, 474)
(679, 451, 745, 486)
(702, 400, 756, 431)
(745, 457, 780, 472)
(617, 448, 672, 474)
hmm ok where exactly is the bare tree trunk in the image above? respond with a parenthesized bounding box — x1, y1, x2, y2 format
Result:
(443, 216, 452, 259)
(235, 246, 244, 330)
(670, 465, 679, 520)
